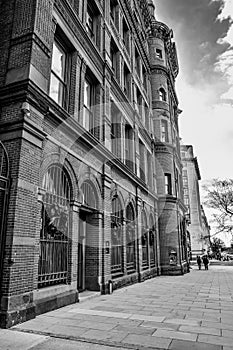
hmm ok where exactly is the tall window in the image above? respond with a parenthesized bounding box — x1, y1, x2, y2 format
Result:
(38, 165, 71, 288)
(123, 17, 130, 53)
(111, 196, 123, 274)
(110, 0, 118, 26)
(175, 168, 179, 198)
(142, 66, 147, 92)
(111, 103, 122, 159)
(49, 40, 67, 107)
(135, 47, 141, 78)
(126, 204, 136, 272)
(86, 5, 94, 38)
(149, 215, 156, 267)
(125, 124, 134, 171)
(147, 151, 152, 187)
(141, 210, 149, 268)
(83, 79, 94, 132)
(161, 120, 169, 143)
(159, 88, 166, 102)
(110, 39, 118, 74)
(123, 64, 130, 99)
(139, 140, 145, 182)
(86, 1, 100, 47)
(165, 173, 172, 195)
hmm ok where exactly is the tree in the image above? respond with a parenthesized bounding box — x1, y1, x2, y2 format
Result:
(210, 237, 225, 255)
(203, 179, 233, 236)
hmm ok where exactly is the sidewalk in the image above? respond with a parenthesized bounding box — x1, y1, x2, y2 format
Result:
(1, 264, 233, 350)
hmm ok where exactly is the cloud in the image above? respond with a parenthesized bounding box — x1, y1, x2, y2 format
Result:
(155, 1, 233, 241)
(155, 0, 232, 102)
(211, 0, 233, 100)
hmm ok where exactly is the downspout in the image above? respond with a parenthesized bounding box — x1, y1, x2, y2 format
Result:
(136, 186, 141, 282)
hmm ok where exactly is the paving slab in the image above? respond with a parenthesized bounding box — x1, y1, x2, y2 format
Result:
(152, 329, 197, 342)
(168, 339, 222, 350)
(5, 265, 233, 350)
(122, 333, 172, 349)
(27, 337, 130, 350)
(198, 334, 233, 347)
(0, 329, 48, 350)
(179, 325, 221, 336)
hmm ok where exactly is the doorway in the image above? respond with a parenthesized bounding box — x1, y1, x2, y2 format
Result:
(78, 211, 87, 291)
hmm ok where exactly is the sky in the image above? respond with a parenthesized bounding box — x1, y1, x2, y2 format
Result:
(155, 0, 233, 244)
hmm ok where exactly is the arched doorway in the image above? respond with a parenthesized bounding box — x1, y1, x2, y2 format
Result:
(111, 195, 123, 275)
(0, 141, 9, 288)
(141, 210, 149, 269)
(149, 215, 156, 268)
(78, 181, 98, 291)
(38, 165, 71, 288)
(125, 203, 136, 273)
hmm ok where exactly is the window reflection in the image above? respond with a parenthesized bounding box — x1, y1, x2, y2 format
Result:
(49, 41, 67, 107)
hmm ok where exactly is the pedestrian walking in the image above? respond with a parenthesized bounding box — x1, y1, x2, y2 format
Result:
(202, 255, 209, 270)
(196, 255, 202, 270)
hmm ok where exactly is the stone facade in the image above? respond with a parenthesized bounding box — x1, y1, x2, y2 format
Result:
(0, 0, 188, 328)
(181, 145, 210, 259)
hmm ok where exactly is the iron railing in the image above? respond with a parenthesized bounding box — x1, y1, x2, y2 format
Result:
(38, 239, 68, 287)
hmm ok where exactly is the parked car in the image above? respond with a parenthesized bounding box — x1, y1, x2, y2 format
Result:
(222, 253, 233, 261)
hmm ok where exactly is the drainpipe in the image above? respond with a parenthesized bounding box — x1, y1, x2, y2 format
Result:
(136, 186, 141, 282)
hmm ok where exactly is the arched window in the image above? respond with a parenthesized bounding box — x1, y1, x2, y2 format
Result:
(149, 215, 156, 267)
(159, 88, 166, 102)
(80, 181, 97, 209)
(141, 210, 149, 268)
(125, 203, 136, 272)
(38, 165, 71, 288)
(111, 196, 123, 274)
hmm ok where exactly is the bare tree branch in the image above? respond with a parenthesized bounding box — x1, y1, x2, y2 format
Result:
(203, 179, 233, 237)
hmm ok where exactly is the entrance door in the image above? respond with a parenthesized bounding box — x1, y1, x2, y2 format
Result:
(78, 211, 86, 291)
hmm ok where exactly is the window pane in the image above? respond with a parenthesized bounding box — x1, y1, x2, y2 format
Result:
(84, 81, 91, 107)
(49, 74, 64, 106)
(86, 8, 94, 38)
(52, 42, 66, 80)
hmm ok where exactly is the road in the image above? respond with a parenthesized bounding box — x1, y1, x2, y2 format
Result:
(1, 262, 233, 350)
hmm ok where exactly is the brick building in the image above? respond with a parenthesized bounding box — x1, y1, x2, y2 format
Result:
(181, 145, 210, 259)
(0, 0, 188, 328)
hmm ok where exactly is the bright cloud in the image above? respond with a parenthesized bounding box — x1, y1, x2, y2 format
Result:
(155, 0, 233, 241)
(215, 0, 233, 22)
(212, 0, 233, 100)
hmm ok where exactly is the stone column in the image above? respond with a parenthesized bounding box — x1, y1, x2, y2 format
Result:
(69, 200, 81, 289)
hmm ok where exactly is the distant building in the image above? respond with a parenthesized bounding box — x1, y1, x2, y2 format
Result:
(181, 145, 210, 259)
(0, 0, 188, 328)
(201, 205, 211, 255)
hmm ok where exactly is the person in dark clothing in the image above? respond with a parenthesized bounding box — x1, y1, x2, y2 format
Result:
(202, 255, 209, 270)
(196, 255, 202, 270)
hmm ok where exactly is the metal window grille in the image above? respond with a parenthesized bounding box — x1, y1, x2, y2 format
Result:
(38, 165, 71, 288)
(126, 204, 136, 272)
(111, 196, 123, 275)
(149, 216, 156, 267)
(141, 210, 149, 268)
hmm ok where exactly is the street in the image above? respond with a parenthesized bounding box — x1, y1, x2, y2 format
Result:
(1, 263, 233, 350)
